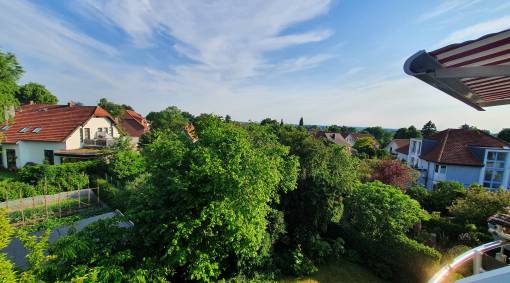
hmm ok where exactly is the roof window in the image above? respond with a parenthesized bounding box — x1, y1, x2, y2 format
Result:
(19, 127, 30, 133)
(0, 125, 11, 131)
(32, 128, 42, 133)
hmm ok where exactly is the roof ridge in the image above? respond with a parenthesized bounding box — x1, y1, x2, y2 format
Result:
(437, 129, 451, 162)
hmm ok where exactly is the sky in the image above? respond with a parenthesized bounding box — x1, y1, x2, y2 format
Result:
(1, 0, 510, 132)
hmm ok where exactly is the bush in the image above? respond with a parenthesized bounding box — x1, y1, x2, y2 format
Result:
(16, 161, 96, 191)
(0, 180, 36, 201)
(429, 181, 467, 214)
(338, 224, 441, 283)
(96, 179, 130, 212)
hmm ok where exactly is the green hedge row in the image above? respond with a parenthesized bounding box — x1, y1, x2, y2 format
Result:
(96, 178, 130, 212)
(334, 224, 441, 283)
(16, 161, 101, 189)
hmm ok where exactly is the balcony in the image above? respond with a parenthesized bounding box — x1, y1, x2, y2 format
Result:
(83, 138, 116, 147)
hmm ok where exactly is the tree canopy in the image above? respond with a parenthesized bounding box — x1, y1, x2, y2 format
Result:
(353, 136, 377, 158)
(0, 51, 23, 83)
(497, 128, 510, 143)
(327, 125, 356, 137)
(421, 121, 437, 137)
(98, 98, 133, 118)
(16, 82, 58, 105)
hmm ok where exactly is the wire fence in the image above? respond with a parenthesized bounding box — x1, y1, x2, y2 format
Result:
(0, 186, 104, 227)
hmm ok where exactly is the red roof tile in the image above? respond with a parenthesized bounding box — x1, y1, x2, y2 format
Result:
(120, 110, 149, 138)
(420, 129, 510, 166)
(391, 139, 410, 149)
(0, 104, 114, 143)
(395, 144, 410, 155)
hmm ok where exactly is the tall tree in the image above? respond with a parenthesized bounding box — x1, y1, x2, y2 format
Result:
(353, 136, 377, 158)
(16, 82, 58, 104)
(421, 121, 437, 137)
(225, 114, 232, 123)
(497, 129, 510, 143)
(393, 128, 409, 139)
(0, 51, 23, 83)
(261, 117, 278, 126)
(299, 117, 304, 126)
(98, 98, 133, 118)
(407, 125, 421, 138)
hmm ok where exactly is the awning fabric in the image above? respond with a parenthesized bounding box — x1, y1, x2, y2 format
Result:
(404, 29, 510, 110)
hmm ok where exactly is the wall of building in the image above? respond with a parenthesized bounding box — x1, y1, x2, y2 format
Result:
(65, 117, 120, 149)
(445, 165, 482, 187)
(1, 141, 65, 168)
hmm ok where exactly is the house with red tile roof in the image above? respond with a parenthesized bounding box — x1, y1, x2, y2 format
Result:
(119, 110, 149, 145)
(385, 138, 410, 155)
(0, 102, 120, 169)
(398, 129, 510, 189)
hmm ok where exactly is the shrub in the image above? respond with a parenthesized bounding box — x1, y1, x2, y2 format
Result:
(16, 161, 95, 191)
(369, 159, 418, 190)
(95, 179, 130, 212)
(429, 181, 467, 214)
(0, 180, 36, 201)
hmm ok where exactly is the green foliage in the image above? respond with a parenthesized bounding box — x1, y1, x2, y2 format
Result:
(16, 82, 58, 104)
(353, 136, 377, 158)
(0, 51, 23, 83)
(107, 147, 145, 185)
(327, 125, 356, 137)
(0, 209, 11, 250)
(132, 115, 298, 281)
(145, 106, 190, 132)
(0, 180, 36, 200)
(429, 181, 467, 214)
(0, 81, 19, 124)
(298, 117, 303, 126)
(497, 128, 510, 143)
(345, 181, 428, 240)
(361, 126, 392, 146)
(16, 161, 97, 190)
(448, 187, 510, 227)
(393, 128, 409, 139)
(421, 121, 437, 137)
(261, 118, 278, 126)
(98, 97, 133, 118)
(96, 179, 131, 212)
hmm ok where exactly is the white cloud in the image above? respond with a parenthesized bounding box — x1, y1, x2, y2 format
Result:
(439, 15, 510, 46)
(418, 0, 481, 22)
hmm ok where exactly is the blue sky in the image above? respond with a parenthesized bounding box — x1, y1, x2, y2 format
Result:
(1, 0, 510, 132)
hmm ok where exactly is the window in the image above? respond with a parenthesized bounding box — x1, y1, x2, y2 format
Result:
(434, 164, 447, 174)
(0, 125, 11, 131)
(19, 127, 30, 133)
(98, 128, 103, 132)
(484, 151, 507, 189)
(109, 126, 113, 136)
(84, 128, 90, 140)
(32, 128, 42, 133)
(44, 150, 54, 165)
(410, 141, 415, 153)
(80, 128, 84, 142)
(104, 127, 108, 133)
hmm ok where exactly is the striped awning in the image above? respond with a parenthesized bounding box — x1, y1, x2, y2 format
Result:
(404, 29, 510, 110)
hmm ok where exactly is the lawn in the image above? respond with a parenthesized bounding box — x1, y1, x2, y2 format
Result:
(280, 259, 388, 283)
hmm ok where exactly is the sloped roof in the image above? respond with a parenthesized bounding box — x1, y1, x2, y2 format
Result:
(420, 129, 510, 166)
(0, 104, 114, 144)
(396, 144, 410, 155)
(316, 131, 350, 147)
(390, 139, 410, 149)
(120, 110, 149, 138)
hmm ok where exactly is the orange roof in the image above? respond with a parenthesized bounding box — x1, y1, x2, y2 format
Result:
(120, 110, 149, 138)
(0, 104, 114, 144)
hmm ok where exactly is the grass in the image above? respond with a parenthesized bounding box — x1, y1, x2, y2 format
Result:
(280, 259, 388, 283)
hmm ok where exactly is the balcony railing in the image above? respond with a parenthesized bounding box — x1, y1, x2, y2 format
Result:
(83, 138, 116, 147)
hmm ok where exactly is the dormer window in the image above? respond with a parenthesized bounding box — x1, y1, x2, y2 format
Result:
(0, 125, 11, 131)
(32, 128, 42, 133)
(19, 127, 30, 133)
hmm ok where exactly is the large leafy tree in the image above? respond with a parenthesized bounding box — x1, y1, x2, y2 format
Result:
(328, 125, 356, 137)
(362, 126, 392, 146)
(131, 115, 298, 281)
(277, 126, 360, 263)
(16, 82, 58, 105)
(393, 127, 409, 139)
(98, 98, 133, 118)
(353, 136, 377, 158)
(345, 182, 428, 240)
(0, 51, 23, 82)
(497, 128, 510, 143)
(407, 125, 421, 138)
(421, 121, 437, 137)
(145, 106, 190, 132)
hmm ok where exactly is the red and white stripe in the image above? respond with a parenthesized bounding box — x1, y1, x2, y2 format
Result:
(430, 29, 510, 103)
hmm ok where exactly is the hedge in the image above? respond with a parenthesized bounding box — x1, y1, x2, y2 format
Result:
(96, 178, 130, 212)
(333, 224, 441, 283)
(16, 161, 99, 190)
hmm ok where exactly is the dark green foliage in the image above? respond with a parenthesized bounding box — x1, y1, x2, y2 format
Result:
(394, 125, 422, 139)
(361, 126, 392, 146)
(299, 117, 304, 126)
(353, 136, 377, 158)
(0, 180, 36, 200)
(327, 125, 356, 137)
(97, 98, 133, 118)
(497, 128, 510, 143)
(225, 114, 232, 123)
(261, 118, 278, 126)
(131, 115, 298, 281)
(338, 225, 441, 283)
(0, 51, 23, 83)
(104, 142, 145, 186)
(421, 121, 437, 137)
(16, 82, 58, 104)
(429, 181, 467, 214)
(145, 106, 190, 132)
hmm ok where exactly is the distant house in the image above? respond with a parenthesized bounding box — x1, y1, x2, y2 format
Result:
(386, 139, 410, 155)
(119, 110, 149, 145)
(0, 103, 120, 169)
(315, 131, 351, 148)
(345, 133, 380, 148)
(398, 129, 510, 189)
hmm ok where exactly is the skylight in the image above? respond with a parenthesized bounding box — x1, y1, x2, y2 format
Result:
(0, 125, 11, 131)
(19, 127, 30, 133)
(32, 127, 42, 133)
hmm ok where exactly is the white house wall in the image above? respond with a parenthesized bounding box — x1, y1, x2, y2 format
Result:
(65, 117, 120, 149)
(444, 165, 482, 187)
(2, 141, 65, 168)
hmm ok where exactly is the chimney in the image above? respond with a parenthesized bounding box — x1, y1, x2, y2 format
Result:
(68, 101, 76, 107)
(29, 100, 34, 105)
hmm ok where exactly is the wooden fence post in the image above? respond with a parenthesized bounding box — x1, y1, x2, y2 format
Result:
(44, 177, 48, 219)
(19, 189, 24, 225)
(78, 183, 81, 209)
(58, 192, 61, 218)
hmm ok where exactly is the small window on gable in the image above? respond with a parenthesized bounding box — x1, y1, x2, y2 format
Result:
(19, 127, 30, 133)
(32, 128, 42, 133)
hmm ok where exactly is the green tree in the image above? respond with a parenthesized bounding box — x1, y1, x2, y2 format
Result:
(0, 81, 18, 123)
(16, 82, 58, 104)
(225, 114, 232, 123)
(0, 51, 23, 83)
(260, 117, 278, 126)
(131, 115, 298, 281)
(421, 121, 437, 137)
(353, 136, 377, 158)
(363, 126, 392, 146)
(345, 182, 428, 239)
(98, 98, 133, 118)
(299, 117, 304, 126)
(106, 142, 145, 185)
(277, 126, 360, 266)
(145, 106, 189, 132)
(497, 128, 510, 143)
(429, 181, 467, 214)
(0, 209, 15, 283)
(407, 125, 421, 138)
(393, 128, 409, 139)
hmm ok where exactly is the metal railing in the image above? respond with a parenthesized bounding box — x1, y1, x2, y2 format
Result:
(83, 138, 116, 147)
